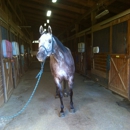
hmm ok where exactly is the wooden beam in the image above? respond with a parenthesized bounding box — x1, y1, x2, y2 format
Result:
(25, 16, 70, 27)
(8, 0, 22, 23)
(100, 9, 130, 26)
(58, 0, 116, 36)
(118, 0, 130, 5)
(31, 0, 87, 14)
(66, 0, 95, 7)
(77, 0, 116, 23)
(128, 20, 130, 56)
(21, 5, 78, 21)
(22, 11, 73, 24)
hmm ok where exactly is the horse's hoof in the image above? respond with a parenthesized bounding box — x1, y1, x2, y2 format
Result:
(55, 94, 59, 98)
(70, 108, 75, 113)
(59, 112, 65, 117)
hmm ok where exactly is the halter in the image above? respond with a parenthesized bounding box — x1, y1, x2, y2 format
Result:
(39, 33, 54, 55)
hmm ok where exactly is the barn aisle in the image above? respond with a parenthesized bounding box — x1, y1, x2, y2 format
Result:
(0, 60, 130, 130)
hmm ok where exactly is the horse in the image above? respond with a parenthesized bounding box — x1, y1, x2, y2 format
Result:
(37, 25, 75, 117)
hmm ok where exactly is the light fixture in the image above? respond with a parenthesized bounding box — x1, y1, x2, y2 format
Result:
(47, 19, 49, 23)
(46, 10, 51, 17)
(44, 29, 47, 32)
(32, 40, 39, 43)
(44, 23, 46, 26)
(52, 0, 57, 3)
(95, 9, 109, 19)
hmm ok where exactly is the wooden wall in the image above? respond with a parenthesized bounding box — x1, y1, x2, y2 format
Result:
(0, 0, 32, 106)
(63, 10, 130, 100)
(91, 13, 130, 99)
(0, 26, 4, 107)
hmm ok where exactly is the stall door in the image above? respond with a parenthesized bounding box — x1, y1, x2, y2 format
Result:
(108, 56, 129, 98)
(2, 59, 14, 102)
(0, 26, 4, 106)
(109, 21, 129, 99)
(0, 61, 4, 106)
(12, 57, 20, 88)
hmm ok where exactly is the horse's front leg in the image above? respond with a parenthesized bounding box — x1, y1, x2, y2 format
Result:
(54, 78, 65, 117)
(68, 78, 75, 113)
(55, 87, 59, 98)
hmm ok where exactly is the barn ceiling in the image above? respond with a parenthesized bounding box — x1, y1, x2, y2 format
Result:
(4, 0, 130, 40)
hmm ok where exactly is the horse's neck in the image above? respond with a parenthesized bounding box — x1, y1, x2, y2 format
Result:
(52, 43, 65, 63)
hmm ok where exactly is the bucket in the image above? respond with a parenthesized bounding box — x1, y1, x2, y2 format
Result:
(2, 40, 12, 58)
(12, 41, 20, 56)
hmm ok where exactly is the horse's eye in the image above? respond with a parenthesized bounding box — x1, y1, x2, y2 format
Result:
(49, 39, 51, 43)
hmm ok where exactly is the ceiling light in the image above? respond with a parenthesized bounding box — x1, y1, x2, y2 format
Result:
(44, 29, 46, 32)
(95, 9, 109, 19)
(32, 40, 39, 43)
(47, 19, 49, 23)
(52, 0, 57, 3)
(44, 23, 46, 26)
(46, 10, 51, 17)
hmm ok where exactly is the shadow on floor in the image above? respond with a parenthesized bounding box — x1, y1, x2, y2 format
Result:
(117, 99, 130, 112)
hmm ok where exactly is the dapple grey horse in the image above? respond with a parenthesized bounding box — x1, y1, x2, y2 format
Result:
(37, 26, 75, 117)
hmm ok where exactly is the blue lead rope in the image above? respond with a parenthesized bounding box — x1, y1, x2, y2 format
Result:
(0, 62, 45, 121)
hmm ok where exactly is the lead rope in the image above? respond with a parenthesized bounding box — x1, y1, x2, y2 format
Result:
(0, 62, 45, 121)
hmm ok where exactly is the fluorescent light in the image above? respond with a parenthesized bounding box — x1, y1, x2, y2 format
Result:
(47, 19, 49, 23)
(52, 0, 57, 3)
(95, 9, 109, 19)
(32, 40, 39, 43)
(44, 23, 46, 26)
(46, 10, 51, 17)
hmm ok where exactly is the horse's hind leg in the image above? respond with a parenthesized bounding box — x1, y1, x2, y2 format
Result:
(68, 78, 75, 113)
(54, 78, 65, 117)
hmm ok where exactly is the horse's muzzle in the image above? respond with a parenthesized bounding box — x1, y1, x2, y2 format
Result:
(36, 52, 46, 62)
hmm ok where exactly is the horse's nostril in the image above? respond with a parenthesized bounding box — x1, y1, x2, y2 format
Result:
(37, 52, 44, 60)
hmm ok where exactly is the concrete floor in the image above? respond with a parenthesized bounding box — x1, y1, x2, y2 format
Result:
(0, 60, 130, 130)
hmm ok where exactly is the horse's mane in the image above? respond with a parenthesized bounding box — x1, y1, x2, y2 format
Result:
(53, 35, 68, 53)
(40, 32, 68, 53)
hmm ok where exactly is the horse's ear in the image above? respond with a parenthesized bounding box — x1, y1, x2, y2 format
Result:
(39, 25, 44, 34)
(48, 26, 52, 34)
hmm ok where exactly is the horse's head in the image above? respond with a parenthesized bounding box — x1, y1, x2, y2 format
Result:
(37, 25, 53, 62)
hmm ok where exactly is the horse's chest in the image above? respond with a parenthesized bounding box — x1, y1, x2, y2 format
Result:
(51, 63, 68, 78)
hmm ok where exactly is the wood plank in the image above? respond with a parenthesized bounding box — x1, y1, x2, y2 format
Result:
(94, 60, 106, 63)
(94, 62, 106, 66)
(21, 0, 87, 14)
(108, 56, 128, 99)
(110, 54, 127, 59)
(91, 69, 107, 78)
(109, 87, 128, 98)
(111, 58, 126, 90)
(95, 67, 106, 72)
(66, 0, 95, 7)
(8, 0, 22, 23)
